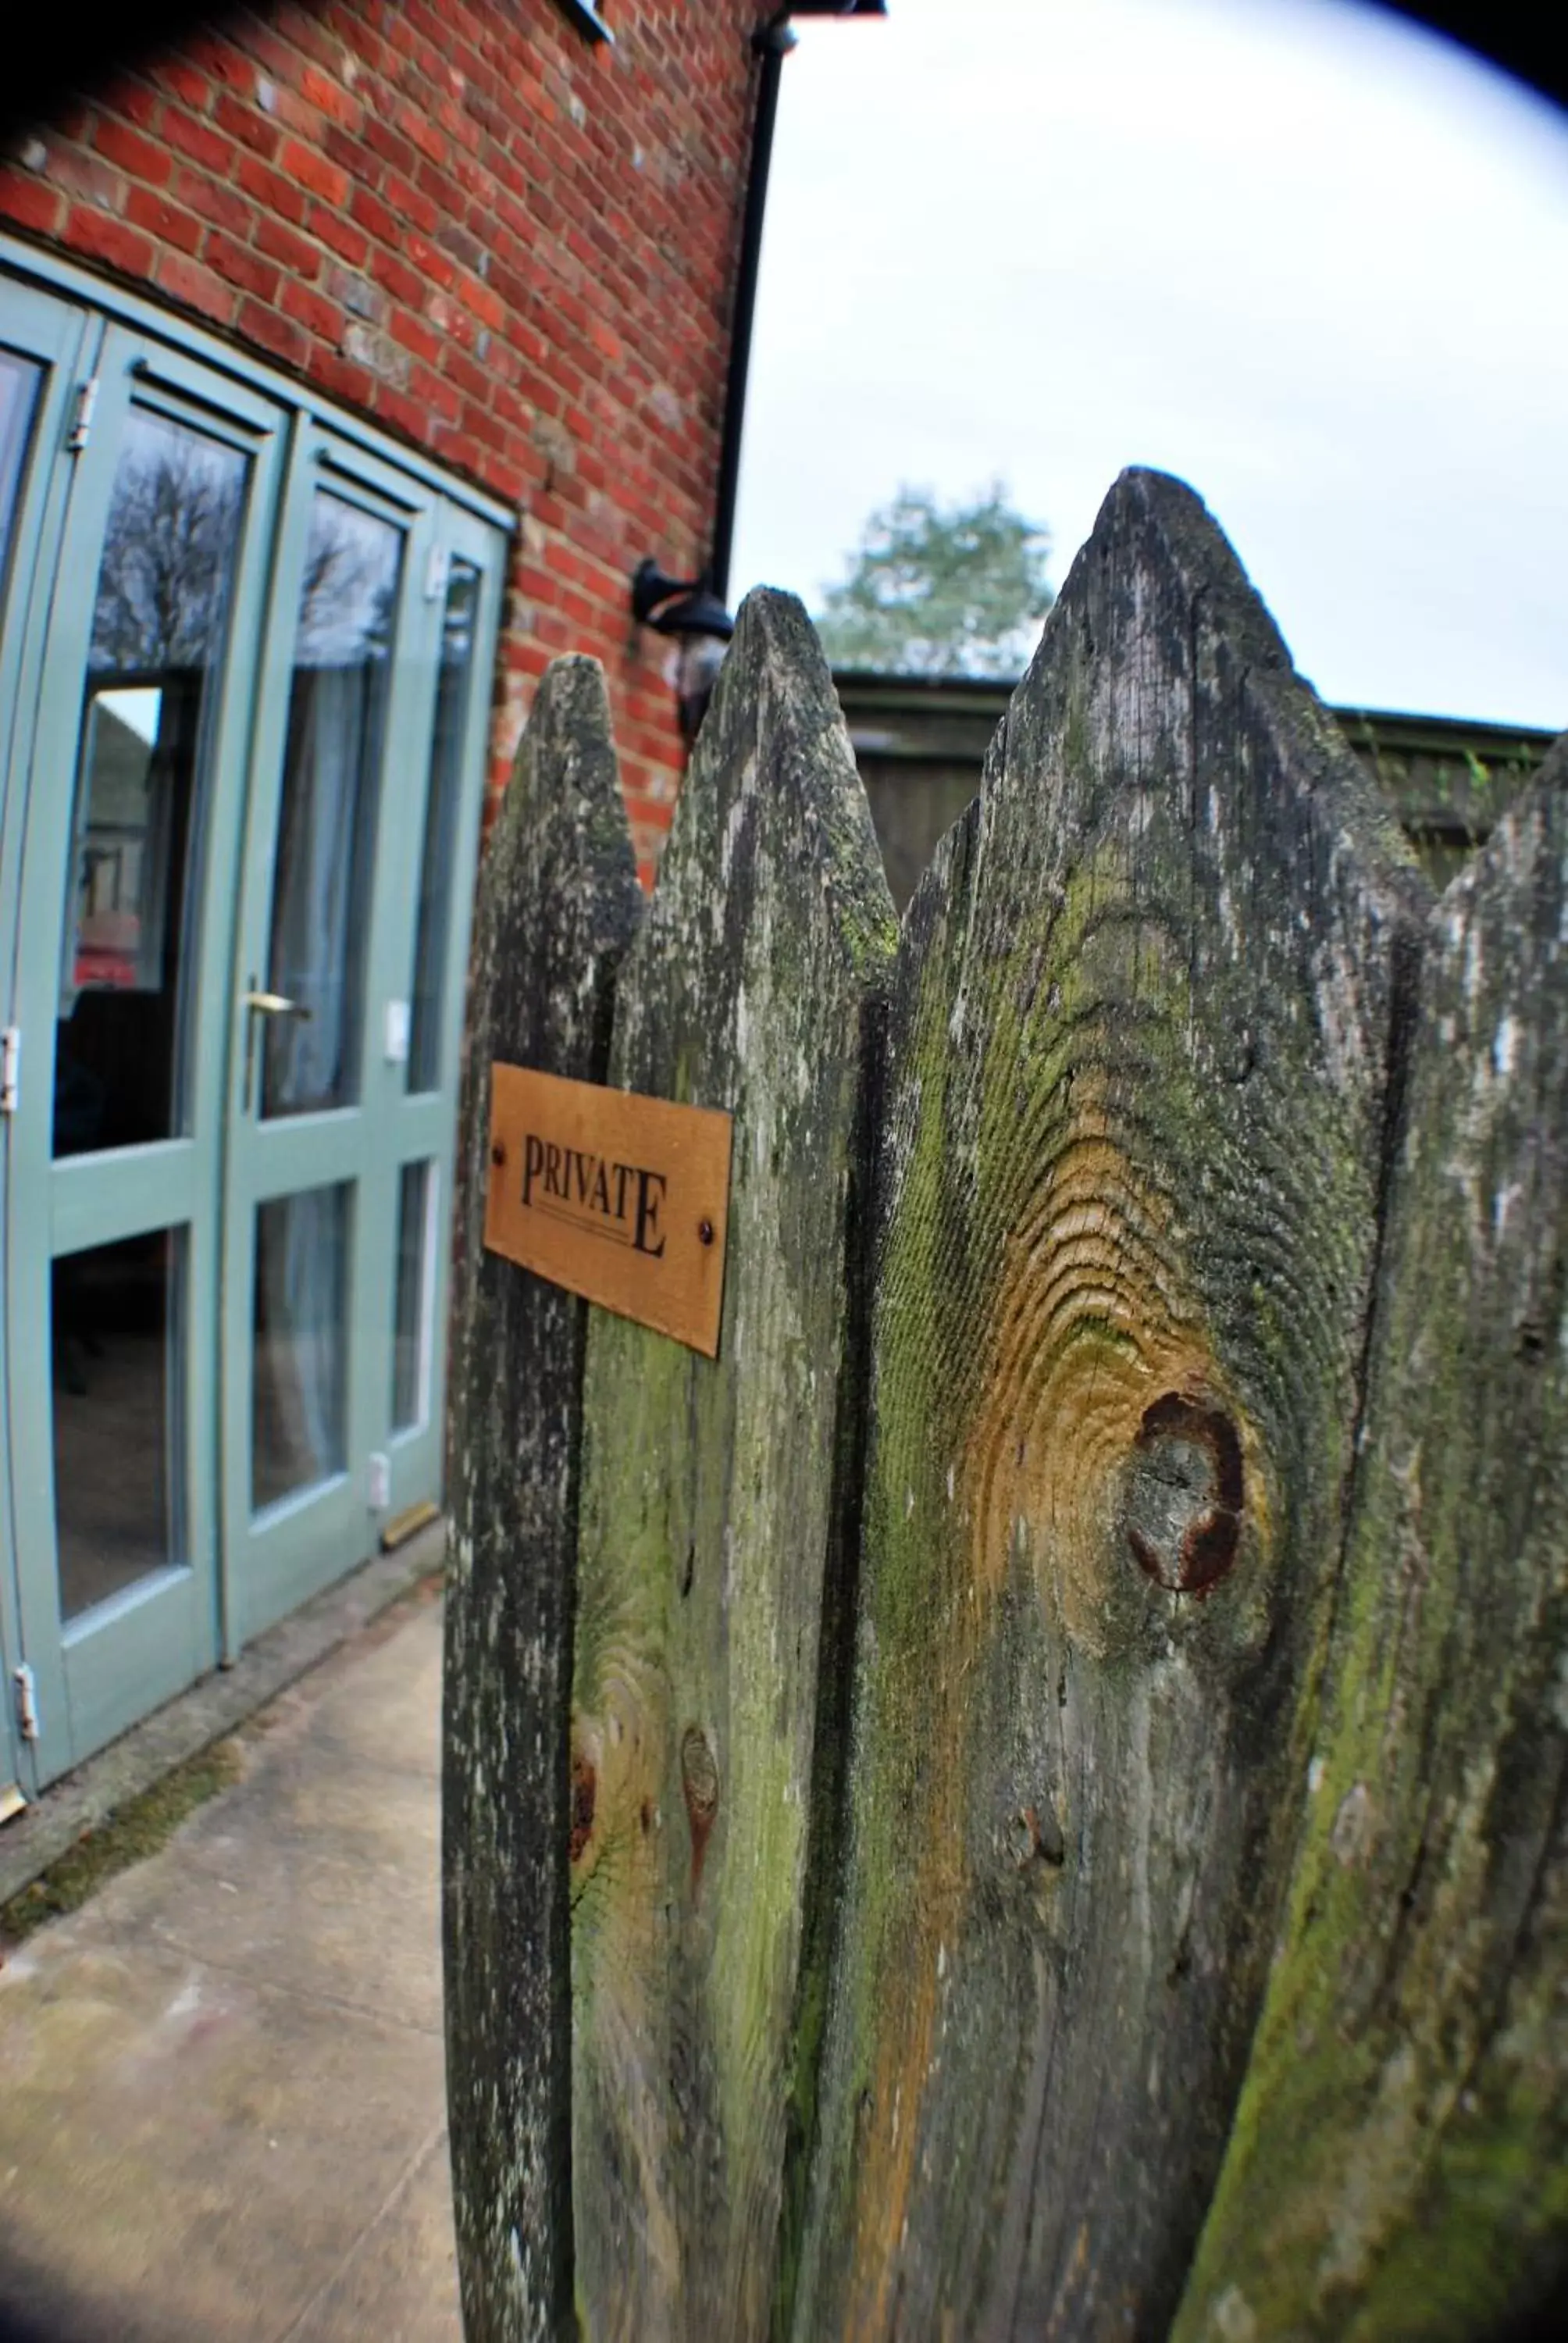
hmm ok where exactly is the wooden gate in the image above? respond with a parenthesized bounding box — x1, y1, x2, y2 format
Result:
(444, 469, 1568, 2341)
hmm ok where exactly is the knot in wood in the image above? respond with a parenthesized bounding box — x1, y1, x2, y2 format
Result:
(681, 1724, 719, 1893)
(681, 1724, 718, 1821)
(569, 1748, 597, 1865)
(1009, 1803, 1065, 1870)
(1121, 1393, 1244, 1596)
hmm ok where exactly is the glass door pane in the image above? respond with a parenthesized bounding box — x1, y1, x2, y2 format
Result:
(54, 408, 247, 1156)
(390, 1158, 436, 1432)
(53, 1227, 184, 1618)
(407, 560, 479, 1091)
(261, 491, 402, 1119)
(251, 1182, 351, 1511)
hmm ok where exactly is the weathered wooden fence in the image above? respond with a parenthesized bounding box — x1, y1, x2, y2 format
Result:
(444, 469, 1568, 2341)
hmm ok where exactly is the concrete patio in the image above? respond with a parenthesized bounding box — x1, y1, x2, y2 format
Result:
(0, 1582, 460, 2343)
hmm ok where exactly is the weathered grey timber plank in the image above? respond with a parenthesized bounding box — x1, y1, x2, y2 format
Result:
(444, 659, 642, 2343)
(793, 468, 1431, 2341)
(567, 590, 896, 2343)
(1174, 747, 1568, 2343)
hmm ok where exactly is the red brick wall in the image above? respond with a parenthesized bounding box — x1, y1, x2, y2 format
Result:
(0, 0, 762, 883)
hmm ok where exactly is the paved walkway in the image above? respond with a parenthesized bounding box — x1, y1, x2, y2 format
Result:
(0, 1585, 461, 2343)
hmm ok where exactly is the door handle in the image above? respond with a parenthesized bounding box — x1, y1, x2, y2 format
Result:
(244, 990, 312, 1020)
(242, 982, 312, 1113)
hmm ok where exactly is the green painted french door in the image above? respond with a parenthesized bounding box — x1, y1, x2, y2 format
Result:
(219, 430, 500, 1652)
(0, 259, 504, 1790)
(0, 277, 95, 1805)
(5, 318, 287, 1785)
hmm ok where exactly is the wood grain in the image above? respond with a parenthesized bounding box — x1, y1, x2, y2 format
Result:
(568, 590, 896, 2341)
(792, 469, 1430, 2341)
(444, 658, 642, 2343)
(1174, 746, 1568, 2342)
(442, 482, 1568, 2343)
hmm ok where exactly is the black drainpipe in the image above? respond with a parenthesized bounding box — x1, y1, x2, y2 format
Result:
(710, 4, 886, 606)
(708, 12, 795, 607)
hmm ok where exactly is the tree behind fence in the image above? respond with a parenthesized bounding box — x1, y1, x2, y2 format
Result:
(445, 468, 1568, 2342)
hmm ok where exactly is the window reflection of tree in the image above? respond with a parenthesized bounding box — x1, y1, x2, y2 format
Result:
(88, 436, 393, 676)
(90, 422, 241, 674)
(294, 496, 397, 671)
(57, 417, 245, 1158)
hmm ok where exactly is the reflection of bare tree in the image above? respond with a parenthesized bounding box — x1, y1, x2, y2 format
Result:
(90, 418, 244, 674)
(295, 495, 398, 667)
(89, 425, 399, 683)
(440, 566, 476, 669)
(296, 522, 347, 652)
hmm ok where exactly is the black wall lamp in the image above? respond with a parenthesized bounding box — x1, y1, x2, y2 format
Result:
(631, 0, 887, 745)
(631, 559, 736, 746)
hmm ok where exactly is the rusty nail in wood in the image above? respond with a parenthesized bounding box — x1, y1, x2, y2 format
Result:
(698, 1218, 715, 1246)
(490, 1141, 507, 1167)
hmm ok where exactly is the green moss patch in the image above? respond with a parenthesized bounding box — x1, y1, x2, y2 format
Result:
(0, 1739, 244, 1946)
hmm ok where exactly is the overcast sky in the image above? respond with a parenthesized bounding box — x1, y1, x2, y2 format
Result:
(729, 0, 1568, 729)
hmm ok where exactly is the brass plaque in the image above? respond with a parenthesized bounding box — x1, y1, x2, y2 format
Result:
(484, 1063, 733, 1357)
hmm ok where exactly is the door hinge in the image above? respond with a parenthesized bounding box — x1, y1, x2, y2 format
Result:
(1, 1027, 19, 1114)
(67, 376, 99, 454)
(13, 1664, 40, 1745)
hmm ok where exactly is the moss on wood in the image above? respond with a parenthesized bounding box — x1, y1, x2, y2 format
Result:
(444, 658, 643, 2343)
(567, 592, 894, 2342)
(444, 482, 1568, 2343)
(1174, 749, 1568, 2343)
(792, 469, 1428, 2341)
